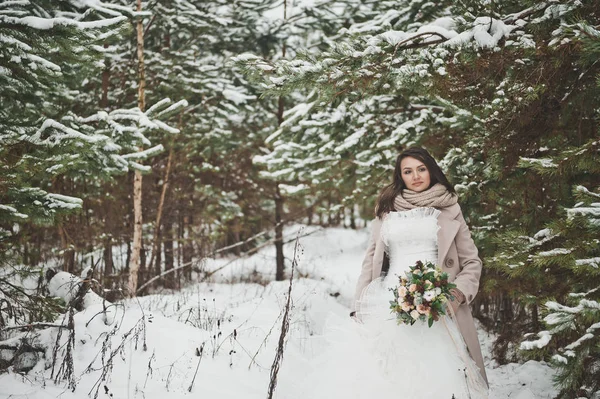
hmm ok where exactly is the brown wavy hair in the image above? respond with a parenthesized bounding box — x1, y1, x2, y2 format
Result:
(375, 147, 455, 219)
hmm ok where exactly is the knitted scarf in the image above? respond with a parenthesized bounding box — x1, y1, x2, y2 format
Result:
(393, 183, 458, 211)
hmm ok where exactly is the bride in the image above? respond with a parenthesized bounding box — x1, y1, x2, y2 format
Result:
(283, 148, 489, 399)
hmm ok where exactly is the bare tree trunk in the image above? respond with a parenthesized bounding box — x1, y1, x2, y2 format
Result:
(125, 240, 131, 271)
(148, 147, 174, 271)
(182, 214, 193, 280)
(100, 43, 110, 108)
(275, 185, 285, 281)
(139, 243, 147, 287)
(164, 220, 174, 289)
(272, 1, 287, 282)
(154, 240, 162, 279)
(23, 240, 29, 265)
(233, 220, 241, 256)
(128, 0, 146, 296)
(59, 224, 75, 273)
(177, 212, 183, 287)
(103, 235, 113, 279)
(129, 171, 143, 295)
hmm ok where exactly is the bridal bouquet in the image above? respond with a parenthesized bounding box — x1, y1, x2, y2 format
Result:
(390, 260, 456, 327)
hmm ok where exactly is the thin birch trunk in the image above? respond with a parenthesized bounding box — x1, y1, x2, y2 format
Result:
(128, 0, 146, 296)
(274, 1, 287, 282)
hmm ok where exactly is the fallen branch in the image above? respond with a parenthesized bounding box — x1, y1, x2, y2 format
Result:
(0, 343, 45, 352)
(1, 323, 72, 334)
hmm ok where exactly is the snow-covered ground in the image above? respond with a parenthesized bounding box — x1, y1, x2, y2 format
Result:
(0, 225, 557, 398)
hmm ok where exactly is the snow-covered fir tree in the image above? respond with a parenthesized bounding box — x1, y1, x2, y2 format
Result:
(0, 0, 184, 260)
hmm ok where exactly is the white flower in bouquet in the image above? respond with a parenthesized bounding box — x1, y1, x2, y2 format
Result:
(435, 287, 442, 296)
(423, 290, 437, 302)
(410, 310, 420, 320)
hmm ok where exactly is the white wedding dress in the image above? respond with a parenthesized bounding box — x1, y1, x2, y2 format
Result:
(280, 207, 488, 399)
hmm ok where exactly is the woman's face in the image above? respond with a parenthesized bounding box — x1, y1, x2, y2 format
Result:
(400, 156, 431, 192)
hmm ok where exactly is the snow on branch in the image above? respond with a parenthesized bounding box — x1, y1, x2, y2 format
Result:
(45, 194, 83, 210)
(519, 157, 558, 169)
(29, 119, 107, 147)
(144, 98, 173, 115)
(5, 15, 126, 31)
(575, 258, 600, 268)
(575, 185, 600, 199)
(121, 144, 164, 160)
(155, 99, 189, 119)
(566, 205, 600, 218)
(520, 330, 552, 350)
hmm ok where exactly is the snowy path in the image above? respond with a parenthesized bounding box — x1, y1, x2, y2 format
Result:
(0, 225, 556, 399)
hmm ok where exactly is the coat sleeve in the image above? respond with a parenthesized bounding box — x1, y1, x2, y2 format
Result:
(351, 217, 382, 312)
(453, 208, 483, 305)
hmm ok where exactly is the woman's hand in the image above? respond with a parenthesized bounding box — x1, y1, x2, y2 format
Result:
(448, 288, 466, 315)
(452, 209, 483, 305)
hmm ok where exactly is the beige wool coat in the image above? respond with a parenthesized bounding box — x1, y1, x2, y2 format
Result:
(352, 203, 488, 384)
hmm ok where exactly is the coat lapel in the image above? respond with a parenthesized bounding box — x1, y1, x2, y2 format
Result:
(437, 205, 461, 266)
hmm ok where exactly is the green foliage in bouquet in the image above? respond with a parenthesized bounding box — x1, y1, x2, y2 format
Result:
(390, 260, 456, 328)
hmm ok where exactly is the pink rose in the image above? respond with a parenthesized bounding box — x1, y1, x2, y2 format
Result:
(401, 302, 411, 312)
(417, 304, 431, 316)
(398, 286, 407, 297)
(409, 284, 417, 293)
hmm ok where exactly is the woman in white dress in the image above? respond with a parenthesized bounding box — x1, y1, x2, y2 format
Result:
(283, 148, 488, 399)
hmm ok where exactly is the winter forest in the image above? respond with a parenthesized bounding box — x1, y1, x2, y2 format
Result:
(1, 0, 599, 398)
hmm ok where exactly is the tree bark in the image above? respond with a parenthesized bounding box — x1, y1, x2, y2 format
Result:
(273, 2, 287, 282)
(148, 147, 173, 272)
(182, 214, 193, 280)
(103, 235, 113, 279)
(128, 0, 146, 296)
(129, 171, 143, 295)
(164, 220, 174, 289)
(58, 223, 75, 273)
(100, 42, 110, 108)
(154, 240, 162, 280)
(274, 185, 285, 281)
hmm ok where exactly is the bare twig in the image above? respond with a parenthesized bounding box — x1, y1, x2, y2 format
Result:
(266, 229, 302, 399)
(187, 343, 204, 392)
